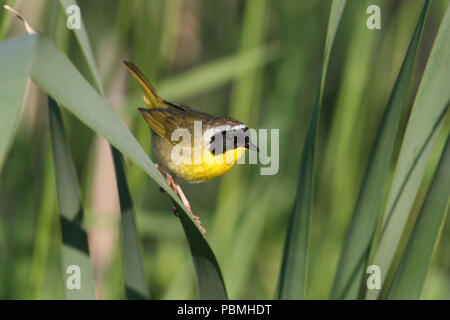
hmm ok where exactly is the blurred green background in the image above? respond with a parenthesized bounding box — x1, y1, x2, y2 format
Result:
(0, 0, 449, 299)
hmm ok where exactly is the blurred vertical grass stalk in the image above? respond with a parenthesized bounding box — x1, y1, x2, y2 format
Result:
(28, 150, 57, 298)
(322, 0, 380, 247)
(276, 0, 347, 299)
(211, 0, 268, 298)
(158, 0, 183, 71)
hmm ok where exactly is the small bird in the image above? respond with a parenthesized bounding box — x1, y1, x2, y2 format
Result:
(123, 61, 258, 234)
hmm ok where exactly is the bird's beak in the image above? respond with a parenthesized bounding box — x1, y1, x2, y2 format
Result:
(247, 141, 259, 152)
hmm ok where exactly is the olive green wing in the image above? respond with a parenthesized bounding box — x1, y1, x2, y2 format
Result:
(138, 108, 186, 145)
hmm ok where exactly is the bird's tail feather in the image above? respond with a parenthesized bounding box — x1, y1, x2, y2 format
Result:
(122, 60, 165, 109)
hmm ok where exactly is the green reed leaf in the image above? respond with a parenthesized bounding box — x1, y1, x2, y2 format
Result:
(276, 0, 347, 299)
(48, 96, 96, 299)
(331, 0, 430, 299)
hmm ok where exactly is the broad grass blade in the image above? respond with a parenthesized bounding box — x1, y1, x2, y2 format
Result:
(48, 97, 96, 299)
(112, 148, 148, 299)
(0, 35, 36, 171)
(176, 201, 228, 299)
(276, 0, 347, 299)
(387, 134, 450, 299)
(370, 2, 450, 299)
(330, 0, 430, 299)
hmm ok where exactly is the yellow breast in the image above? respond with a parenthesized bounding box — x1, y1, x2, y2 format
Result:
(168, 147, 246, 183)
(151, 133, 247, 183)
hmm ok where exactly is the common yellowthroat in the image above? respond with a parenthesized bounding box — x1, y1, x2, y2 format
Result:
(123, 61, 258, 233)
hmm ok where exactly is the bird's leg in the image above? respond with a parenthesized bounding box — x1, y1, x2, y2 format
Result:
(155, 164, 206, 235)
(173, 184, 207, 235)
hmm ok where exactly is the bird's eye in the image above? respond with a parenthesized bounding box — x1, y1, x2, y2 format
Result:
(210, 135, 216, 143)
